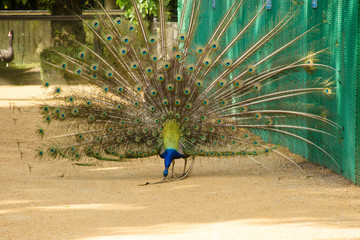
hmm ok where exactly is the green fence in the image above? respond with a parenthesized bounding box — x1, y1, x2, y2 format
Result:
(179, 0, 360, 185)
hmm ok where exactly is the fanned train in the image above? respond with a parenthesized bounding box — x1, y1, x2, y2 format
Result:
(36, 0, 342, 182)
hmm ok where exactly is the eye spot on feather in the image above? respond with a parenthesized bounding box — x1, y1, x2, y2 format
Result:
(105, 34, 113, 41)
(175, 74, 182, 82)
(92, 20, 99, 28)
(44, 82, 50, 88)
(122, 36, 130, 44)
(120, 47, 127, 55)
(167, 84, 174, 91)
(218, 80, 227, 87)
(55, 87, 61, 94)
(101, 112, 108, 118)
(87, 115, 95, 122)
(175, 99, 181, 105)
(253, 84, 261, 91)
(195, 80, 203, 87)
(183, 88, 191, 95)
(151, 89, 157, 96)
(187, 65, 195, 72)
(131, 62, 138, 69)
(117, 86, 123, 93)
(78, 52, 85, 59)
(175, 53, 182, 59)
(76, 134, 84, 141)
(75, 68, 82, 74)
(149, 36, 156, 43)
(42, 106, 49, 112)
(324, 88, 332, 94)
(203, 59, 211, 66)
(59, 112, 66, 120)
(254, 113, 262, 120)
(179, 34, 186, 41)
(145, 67, 153, 74)
(162, 99, 169, 105)
(224, 60, 232, 67)
(151, 54, 158, 62)
(90, 64, 98, 71)
(163, 62, 170, 69)
(114, 17, 122, 25)
(157, 74, 164, 82)
(265, 119, 273, 125)
(38, 128, 44, 135)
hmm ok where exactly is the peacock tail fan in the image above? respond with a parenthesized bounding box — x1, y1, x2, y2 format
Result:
(37, 0, 341, 177)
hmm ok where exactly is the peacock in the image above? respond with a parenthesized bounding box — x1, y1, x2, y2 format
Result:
(35, 0, 342, 184)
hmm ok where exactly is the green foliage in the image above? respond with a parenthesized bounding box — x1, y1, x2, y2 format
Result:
(116, 0, 176, 21)
(0, 0, 52, 10)
(37, 0, 55, 10)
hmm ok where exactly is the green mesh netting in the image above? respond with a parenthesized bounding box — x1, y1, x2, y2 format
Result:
(178, 0, 359, 185)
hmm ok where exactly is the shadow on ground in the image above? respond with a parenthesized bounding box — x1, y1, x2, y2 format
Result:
(0, 65, 42, 85)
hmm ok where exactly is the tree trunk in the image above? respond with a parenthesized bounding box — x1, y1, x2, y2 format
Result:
(104, 0, 116, 10)
(51, 0, 86, 46)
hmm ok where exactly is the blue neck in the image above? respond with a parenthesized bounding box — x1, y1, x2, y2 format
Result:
(160, 148, 185, 177)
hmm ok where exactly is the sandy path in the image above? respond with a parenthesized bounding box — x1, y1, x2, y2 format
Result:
(1, 87, 360, 240)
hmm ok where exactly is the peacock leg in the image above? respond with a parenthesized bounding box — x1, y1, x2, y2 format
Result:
(182, 158, 187, 175)
(139, 157, 195, 186)
(171, 160, 175, 178)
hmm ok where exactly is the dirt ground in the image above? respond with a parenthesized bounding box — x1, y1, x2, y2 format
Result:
(1, 86, 360, 240)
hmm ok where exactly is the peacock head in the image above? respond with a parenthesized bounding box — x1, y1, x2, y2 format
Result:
(163, 150, 173, 177)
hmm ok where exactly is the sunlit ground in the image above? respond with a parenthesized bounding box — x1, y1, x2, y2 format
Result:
(1, 86, 360, 240)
